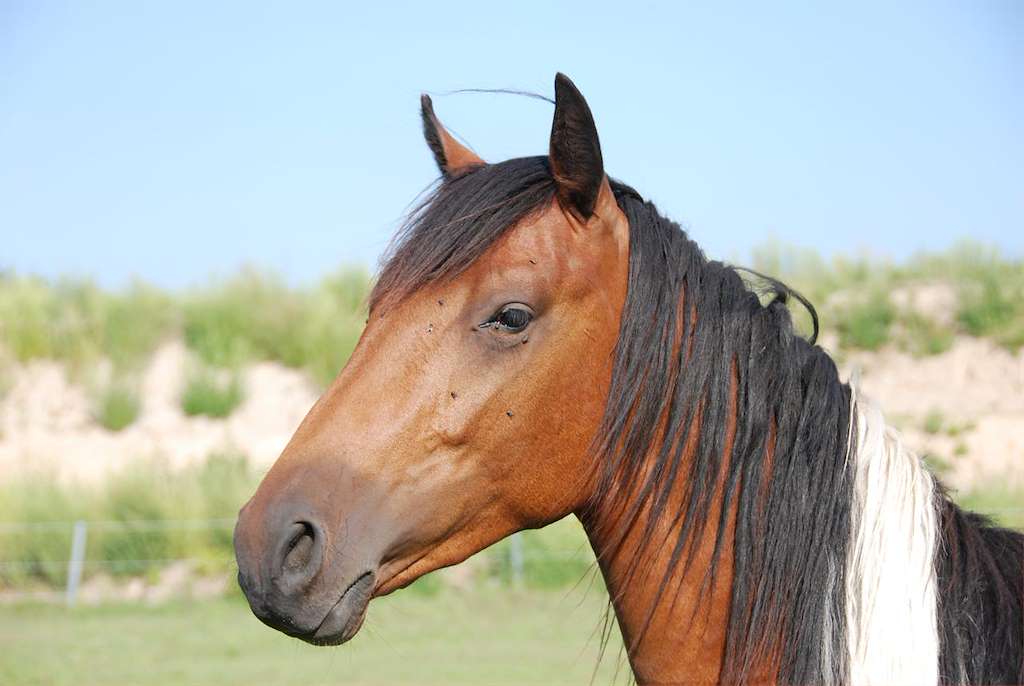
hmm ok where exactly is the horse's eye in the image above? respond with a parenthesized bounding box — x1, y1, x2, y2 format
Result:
(493, 305, 533, 333)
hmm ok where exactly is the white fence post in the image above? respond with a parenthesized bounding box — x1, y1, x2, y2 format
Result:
(65, 520, 87, 607)
(509, 533, 524, 587)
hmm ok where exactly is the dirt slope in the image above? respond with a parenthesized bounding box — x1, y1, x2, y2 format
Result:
(1, 338, 1021, 491)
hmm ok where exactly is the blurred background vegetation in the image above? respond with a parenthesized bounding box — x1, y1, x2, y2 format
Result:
(748, 239, 1024, 353)
(3, 241, 1021, 388)
(1, 241, 1021, 685)
(0, 265, 370, 388)
(1, 240, 1021, 588)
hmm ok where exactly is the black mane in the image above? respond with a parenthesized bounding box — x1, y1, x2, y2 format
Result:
(372, 157, 1024, 685)
(593, 181, 854, 684)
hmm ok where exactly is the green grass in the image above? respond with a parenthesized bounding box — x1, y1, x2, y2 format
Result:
(956, 485, 1024, 531)
(0, 588, 625, 686)
(487, 518, 595, 589)
(181, 367, 244, 418)
(93, 380, 141, 431)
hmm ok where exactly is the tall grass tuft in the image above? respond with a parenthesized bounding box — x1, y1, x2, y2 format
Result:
(93, 379, 142, 432)
(836, 291, 896, 351)
(181, 366, 244, 418)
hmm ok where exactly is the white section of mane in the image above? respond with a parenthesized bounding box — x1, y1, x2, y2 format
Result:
(844, 381, 941, 685)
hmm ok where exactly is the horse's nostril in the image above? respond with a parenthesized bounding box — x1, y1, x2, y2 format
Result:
(283, 522, 317, 573)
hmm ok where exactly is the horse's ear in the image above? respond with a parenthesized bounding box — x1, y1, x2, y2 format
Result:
(549, 73, 604, 220)
(420, 94, 485, 177)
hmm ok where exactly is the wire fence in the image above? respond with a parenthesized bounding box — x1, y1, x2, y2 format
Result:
(4, 505, 1022, 607)
(0, 517, 595, 606)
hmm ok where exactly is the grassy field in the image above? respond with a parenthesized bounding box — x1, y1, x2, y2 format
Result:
(0, 588, 627, 686)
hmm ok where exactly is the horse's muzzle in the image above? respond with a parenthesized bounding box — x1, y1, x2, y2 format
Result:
(233, 498, 374, 646)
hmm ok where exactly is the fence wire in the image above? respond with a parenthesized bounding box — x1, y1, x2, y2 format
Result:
(0, 517, 597, 604)
(2, 508, 1021, 605)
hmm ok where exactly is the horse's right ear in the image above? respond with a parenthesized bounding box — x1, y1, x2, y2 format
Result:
(420, 95, 485, 177)
(549, 73, 604, 220)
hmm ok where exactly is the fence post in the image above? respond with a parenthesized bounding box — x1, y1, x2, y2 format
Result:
(65, 520, 87, 607)
(509, 533, 524, 587)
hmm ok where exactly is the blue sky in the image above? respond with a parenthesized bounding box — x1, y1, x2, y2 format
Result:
(1, 1, 1021, 288)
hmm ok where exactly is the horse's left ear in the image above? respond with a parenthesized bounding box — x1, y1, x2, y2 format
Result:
(420, 94, 485, 177)
(549, 73, 605, 220)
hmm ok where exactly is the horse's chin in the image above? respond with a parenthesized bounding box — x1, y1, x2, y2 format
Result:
(295, 571, 375, 647)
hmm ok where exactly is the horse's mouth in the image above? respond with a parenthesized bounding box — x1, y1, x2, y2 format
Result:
(304, 571, 375, 646)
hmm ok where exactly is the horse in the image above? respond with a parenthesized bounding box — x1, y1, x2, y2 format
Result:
(233, 73, 1024, 685)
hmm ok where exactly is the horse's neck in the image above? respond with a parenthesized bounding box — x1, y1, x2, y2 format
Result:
(576, 335, 774, 684)
(578, 407, 788, 686)
(580, 393, 945, 686)
(579, 502, 742, 685)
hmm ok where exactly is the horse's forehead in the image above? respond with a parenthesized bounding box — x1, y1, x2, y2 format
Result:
(477, 203, 596, 278)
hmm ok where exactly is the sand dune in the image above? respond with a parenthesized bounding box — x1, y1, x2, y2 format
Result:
(1, 337, 1021, 491)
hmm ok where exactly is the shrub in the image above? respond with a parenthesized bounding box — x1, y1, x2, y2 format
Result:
(748, 239, 1024, 354)
(181, 367, 244, 418)
(899, 313, 954, 357)
(182, 270, 292, 368)
(958, 276, 1016, 336)
(836, 292, 895, 350)
(956, 275, 1024, 350)
(301, 267, 370, 387)
(922, 409, 945, 435)
(93, 380, 141, 431)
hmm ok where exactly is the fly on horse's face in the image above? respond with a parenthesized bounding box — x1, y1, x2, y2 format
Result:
(234, 74, 629, 646)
